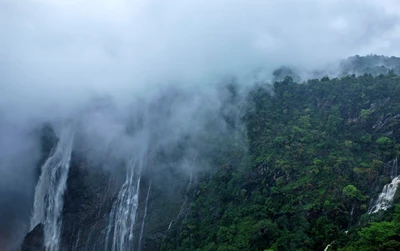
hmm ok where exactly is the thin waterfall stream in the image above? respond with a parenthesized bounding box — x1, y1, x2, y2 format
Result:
(30, 125, 75, 251)
(138, 181, 151, 251)
(106, 150, 147, 251)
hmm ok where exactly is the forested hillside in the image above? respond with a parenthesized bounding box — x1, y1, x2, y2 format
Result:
(4, 0, 400, 249)
(161, 72, 400, 251)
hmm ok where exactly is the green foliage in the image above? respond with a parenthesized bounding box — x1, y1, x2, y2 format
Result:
(161, 72, 400, 251)
(340, 206, 400, 250)
(360, 109, 372, 120)
(376, 137, 392, 147)
(343, 185, 361, 199)
(360, 133, 372, 143)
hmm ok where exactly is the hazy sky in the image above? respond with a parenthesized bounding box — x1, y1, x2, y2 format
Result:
(1, 0, 400, 117)
(1, 0, 400, 250)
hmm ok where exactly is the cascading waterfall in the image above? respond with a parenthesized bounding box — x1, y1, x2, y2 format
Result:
(390, 158, 398, 179)
(138, 181, 151, 251)
(85, 223, 97, 251)
(167, 221, 173, 230)
(106, 152, 147, 251)
(324, 241, 334, 251)
(30, 125, 75, 251)
(368, 176, 400, 214)
(347, 203, 355, 229)
(174, 154, 197, 223)
(72, 230, 81, 251)
(368, 158, 400, 214)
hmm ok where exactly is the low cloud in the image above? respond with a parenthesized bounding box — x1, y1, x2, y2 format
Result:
(1, 0, 400, 249)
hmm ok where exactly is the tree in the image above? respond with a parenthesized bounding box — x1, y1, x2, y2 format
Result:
(376, 137, 392, 147)
(343, 185, 361, 199)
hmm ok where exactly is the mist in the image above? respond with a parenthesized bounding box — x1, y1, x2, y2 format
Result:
(1, 0, 400, 249)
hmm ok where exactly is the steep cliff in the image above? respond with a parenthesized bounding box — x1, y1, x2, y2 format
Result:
(22, 57, 400, 250)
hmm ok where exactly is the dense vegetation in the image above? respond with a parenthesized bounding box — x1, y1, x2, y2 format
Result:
(161, 71, 400, 250)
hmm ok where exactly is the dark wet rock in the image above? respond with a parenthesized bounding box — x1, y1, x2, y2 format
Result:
(60, 153, 120, 250)
(21, 224, 44, 251)
(22, 147, 192, 251)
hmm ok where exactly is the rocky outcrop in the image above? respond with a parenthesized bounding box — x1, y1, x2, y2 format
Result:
(134, 167, 191, 251)
(60, 153, 120, 251)
(21, 224, 44, 251)
(22, 152, 192, 251)
(21, 120, 196, 251)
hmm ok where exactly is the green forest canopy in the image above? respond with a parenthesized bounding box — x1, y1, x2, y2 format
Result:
(161, 72, 400, 251)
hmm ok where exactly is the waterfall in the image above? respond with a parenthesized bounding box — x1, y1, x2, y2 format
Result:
(324, 241, 334, 251)
(72, 230, 81, 251)
(106, 152, 147, 251)
(391, 158, 398, 179)
(187, 153, 196, 192)
(347, 203, 355, 229)
(138, 181, 151, 251)
(30, 125, 75, 251)
(368, 176, 400, 214)
(85, 223, 97, 251)
(174, 154, 197, 224)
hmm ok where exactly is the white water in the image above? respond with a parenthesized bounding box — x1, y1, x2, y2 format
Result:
(30, 125, 74, 251)
(72, 230, 81, 251)
(324, 242, 334, 251)
(347, 203, 355, 229)
(85, 223, 97, 251)
(106, 152, 147, 251)
(390, 158, 398, 179)
(167, 221, 173, 230)
(368, 176, 400, 214)
(349, 204, 354, 219)
(138, 181, 151, 251)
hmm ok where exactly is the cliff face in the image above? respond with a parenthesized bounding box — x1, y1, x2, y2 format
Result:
(22, 150, 192, 251)
(59, 155, 117, 251)
(21, 224, 44, 251)
(21, 58, 400, 251)
(20, 92, 231, 251)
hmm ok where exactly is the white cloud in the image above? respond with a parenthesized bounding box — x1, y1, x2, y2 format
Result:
(1, 0, 400, 249)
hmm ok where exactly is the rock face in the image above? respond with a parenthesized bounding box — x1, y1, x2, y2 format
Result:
(21, 152, 191, 251)
(20, 120, 198, 251)
(133, 167, 191, 251)
(21, 224, 44, 251)
(60, 153, 121, 251)
(21, 148, 120, 251)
